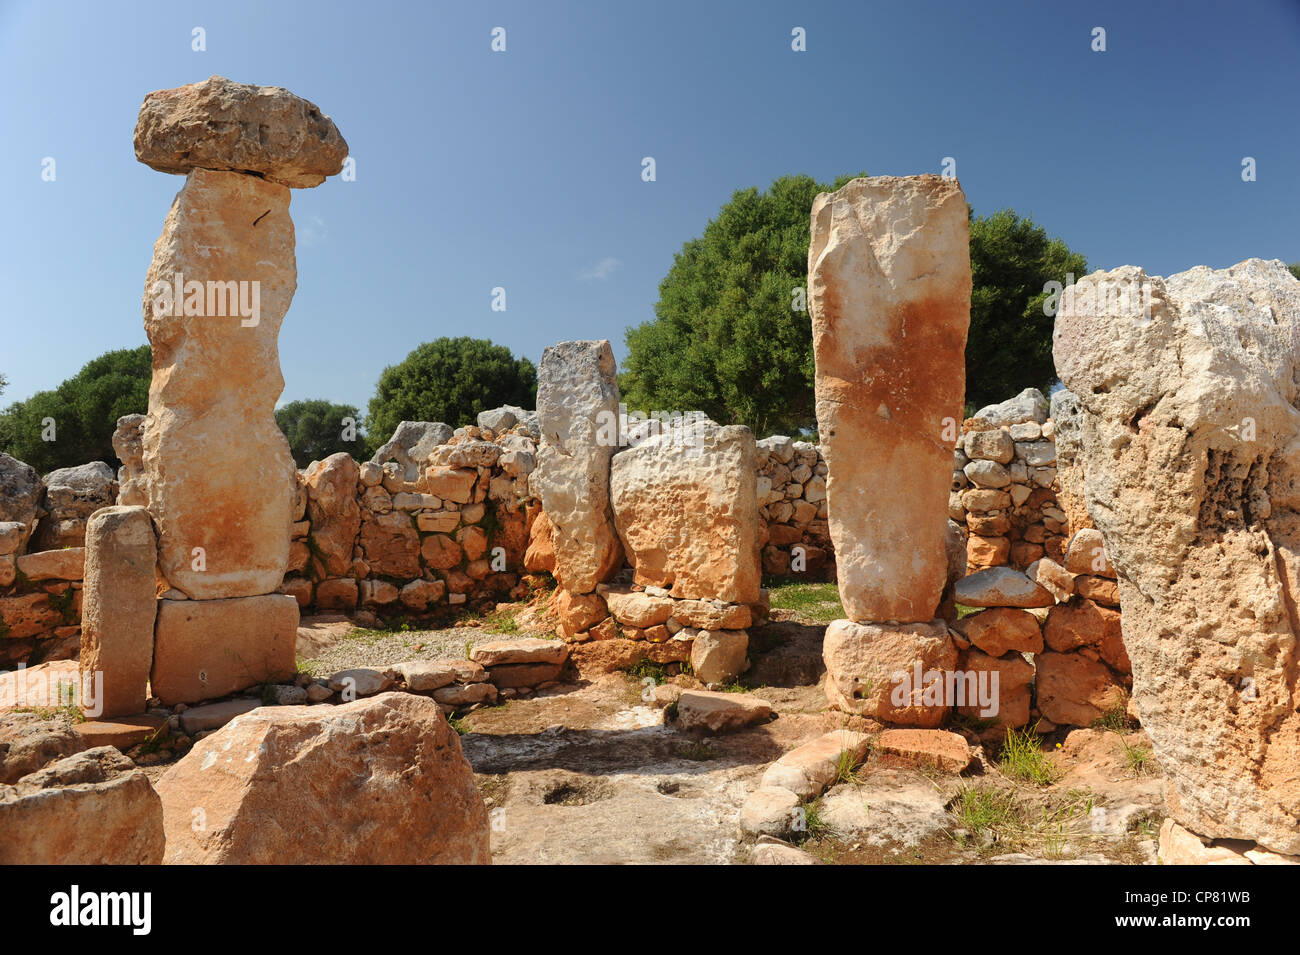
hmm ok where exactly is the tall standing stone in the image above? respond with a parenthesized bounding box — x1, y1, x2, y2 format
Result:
(534, 340, 623, 594)
(1054, 258, 1300, 856)
(80, 507, 158, 718)
(128, 77, 345, 704)
(808, 175, 971, 623)
(141, 166, 298, 598)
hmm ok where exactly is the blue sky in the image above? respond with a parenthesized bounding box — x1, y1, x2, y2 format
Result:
(1, 0, 1297, 413)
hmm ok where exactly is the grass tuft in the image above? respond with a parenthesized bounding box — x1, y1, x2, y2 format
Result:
(997, 726, 1061, 786)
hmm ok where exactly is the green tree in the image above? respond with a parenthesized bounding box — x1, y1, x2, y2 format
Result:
(275, 399, 363, 468)
(967, 208, 1088, 409)
(0, 346, 151, 472)
(622, 176, 1087, 433)
(366, 337, 537, 451)
(621, 174, 863, 436)
(1289, 263, 1299, 281)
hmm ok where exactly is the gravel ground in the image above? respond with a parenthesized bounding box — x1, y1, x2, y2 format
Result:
(298, 624, 525, 678)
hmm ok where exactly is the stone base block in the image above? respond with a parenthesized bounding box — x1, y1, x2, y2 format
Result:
(822, 618, 957, 727)
(151, 594, 298, 705)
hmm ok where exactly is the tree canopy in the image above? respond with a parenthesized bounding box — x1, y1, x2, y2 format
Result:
(0, 346, 151, 472)
(621, 174, 863, 436)
(366, 337, 537, 452)
(621, 175, 1088, 433)
(967, 208, 1088, 409)
(275, 399, 363, 468)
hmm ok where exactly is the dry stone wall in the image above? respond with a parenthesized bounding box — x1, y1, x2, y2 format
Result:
(756, 436, 833, 579)
(280, 411, 542, 618)
(949, 388, 1072, 572)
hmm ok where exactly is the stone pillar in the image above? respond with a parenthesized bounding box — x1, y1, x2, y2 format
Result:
(809, 175, 971, 724)
(534, 340, 623, 639)
(1054, 258, 1300, 857)
(130, 76, 347, 704)
(140, 166, 298, 597)
(80, 506, 157, 718)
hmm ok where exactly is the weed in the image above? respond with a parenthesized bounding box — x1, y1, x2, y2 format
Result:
(629, 659, 669, 684)
(1121, 736, 1153, 776)
(998, 726, 1060, 786)
(1091, 699, 1135, 732)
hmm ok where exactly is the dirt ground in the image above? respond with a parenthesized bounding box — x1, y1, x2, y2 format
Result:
(8, 602, 1165, 864)
(345, 606, 1168, 865)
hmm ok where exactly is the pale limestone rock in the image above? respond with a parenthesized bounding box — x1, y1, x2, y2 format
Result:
(610, 415, 760, 604)
(758, 730, 872, 800)
(688, 628, 748, 685)
(141, 167, 297, 598)
(953, 567, 1055, 608)
(674, 689, 771, 733)
(597, 584, 674, 628)
(0, 454, 43, 555)
(79, 507, 157, 719)
(808, 175, 970, 623)
(32, 462, 117, 550)
(534, 340, 622, 593)
(740, 785, 800, 837)
(156, 693, 490, 864)
(1054, 257, 1300, 854)
(371, 421, 453, 482)
(113, 414, 149, 506)
(971, 388, 1049, 428)
(134, 76, 347, 188)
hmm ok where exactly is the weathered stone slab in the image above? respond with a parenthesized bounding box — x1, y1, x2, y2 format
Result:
(675, 689, 771, 733)
(135, 75, 347, 188)
(808, 175, 971, 622)
(80, 506, 157, 718)
(0, 746, 164, 864)
(156, 693, 490, 864)
(822, 618, 957, 726)
(610, 416, 760, 604)
(534, 340, 622, 593)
